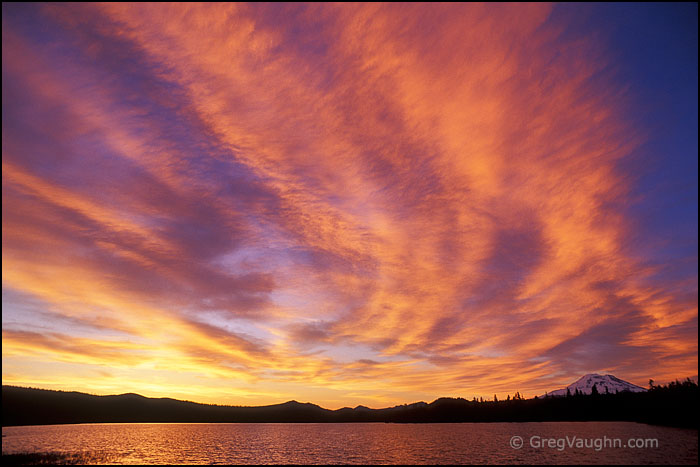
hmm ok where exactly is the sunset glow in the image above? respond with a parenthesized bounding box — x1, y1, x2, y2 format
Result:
(2, 3, 697, 408)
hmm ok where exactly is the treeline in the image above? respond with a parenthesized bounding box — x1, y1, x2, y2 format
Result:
(2, 379, 697, 428)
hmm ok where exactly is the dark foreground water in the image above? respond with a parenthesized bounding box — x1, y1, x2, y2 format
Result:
(2, 422, 697, 464)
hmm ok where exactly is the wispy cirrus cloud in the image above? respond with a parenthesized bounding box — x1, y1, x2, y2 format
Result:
(2, 3, 696, 407)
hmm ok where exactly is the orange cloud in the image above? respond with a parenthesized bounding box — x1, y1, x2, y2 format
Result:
(2, 3, 696, 407)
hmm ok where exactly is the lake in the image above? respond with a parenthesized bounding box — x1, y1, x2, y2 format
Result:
(2, 422, 697, 464)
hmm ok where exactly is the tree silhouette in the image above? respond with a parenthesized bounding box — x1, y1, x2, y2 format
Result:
(2, 380, 698, 428)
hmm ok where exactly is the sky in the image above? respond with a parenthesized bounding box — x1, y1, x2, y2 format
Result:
(2, 3, 697, 409)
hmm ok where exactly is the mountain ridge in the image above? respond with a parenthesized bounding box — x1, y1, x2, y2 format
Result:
(544, 373, 647, 397)
(3, 377, 697, 428)
(3, 373, 649, 408)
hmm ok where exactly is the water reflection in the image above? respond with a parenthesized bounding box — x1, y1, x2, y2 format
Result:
(2, 422, 697, 465)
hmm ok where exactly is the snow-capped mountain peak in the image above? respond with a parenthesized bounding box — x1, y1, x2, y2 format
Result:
(544, 373, 647, 397)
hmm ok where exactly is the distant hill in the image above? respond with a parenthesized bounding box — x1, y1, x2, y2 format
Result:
(544, 374, 647, 397)
(3, 379, 697, 428)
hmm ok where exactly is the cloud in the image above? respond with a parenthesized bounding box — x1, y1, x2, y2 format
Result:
(1, 3, 696, 406)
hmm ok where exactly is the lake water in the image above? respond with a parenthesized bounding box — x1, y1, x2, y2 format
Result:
(2, 422, 697, 464)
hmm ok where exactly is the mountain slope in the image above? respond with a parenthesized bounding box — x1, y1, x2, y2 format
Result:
(544, 373, 647, 396)
(4, 381, 696, 428)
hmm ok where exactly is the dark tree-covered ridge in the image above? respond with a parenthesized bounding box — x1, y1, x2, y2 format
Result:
(2, 379, 697, 428)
